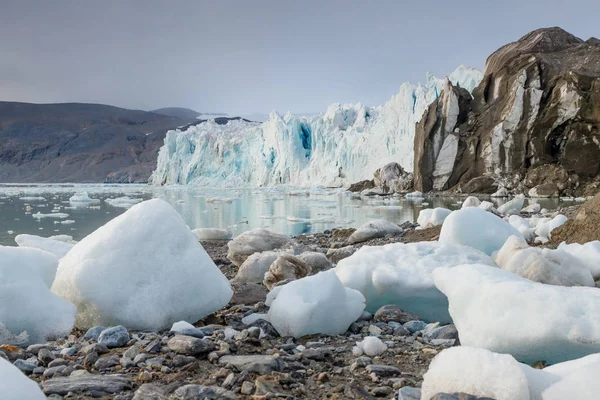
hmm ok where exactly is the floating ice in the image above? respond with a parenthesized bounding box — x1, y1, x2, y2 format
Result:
(150, 67, 482, 187)
(0, 246, 75, 344)
(497, 195, 526, 215)
(51, 199, 232, 330)
(0, 357, 46, 399)
(494, 236, 594, 287)
(264, 270, 365, 338)
(104, 196, 143, 209)
(417, 207, 452, 229)
(461, 196, 481, 208)
(69, 192, 101, 207)
(405, 191, 423, 198)
(335, 241, 496, 322)
(15, 234, 74, 258)
(19, 196, 45, 201)
(439, 207, 524, 255)
(433, 264, 600, 363)
(32, 212, 69, 219)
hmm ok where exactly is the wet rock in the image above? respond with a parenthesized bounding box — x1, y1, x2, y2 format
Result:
(366, 364, 401, 377)
(98, 326, 130, 348)
(398, 386, 422, 400)
(218, 354, 284, 374)
(172, 384, 237, 400)
(132, 384, 167, 400)
(374, 305, 420, 324)
(83, 326, 106, 341)
(42, 374, 134, 395)
(167, 335, 214, 356)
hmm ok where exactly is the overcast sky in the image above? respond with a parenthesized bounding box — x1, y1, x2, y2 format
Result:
(1, 0, 597, 115)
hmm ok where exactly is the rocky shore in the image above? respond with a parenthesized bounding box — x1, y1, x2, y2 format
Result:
(1, 224, 452, 400)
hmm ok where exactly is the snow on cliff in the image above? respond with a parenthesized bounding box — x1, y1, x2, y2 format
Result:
(151, 66, 483, 187)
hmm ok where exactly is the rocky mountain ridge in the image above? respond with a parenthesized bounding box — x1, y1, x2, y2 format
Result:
(413, 27, 600, 197)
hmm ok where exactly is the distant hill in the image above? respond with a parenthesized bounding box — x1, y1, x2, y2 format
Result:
(151, 107, 201, 120)
(0, 101, 197, 183)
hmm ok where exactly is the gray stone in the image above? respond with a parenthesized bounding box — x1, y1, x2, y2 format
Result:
(82, 343, 109, 355)
(429, 324, 459, 341)
(60, 347, 78, 357)
(123, 346, 141, 360)
(133, 353, 148, 364)
(398, 386, 422, 400)
(48, 358, 69, 368)
(32, 366, 45, 375)
(365, 364, 401, 377)
(326, 246, 357, 263)
(26, 343, 54, 355)
(98, 326, 130, 348)
(218, 354, 284, 374)
(167, 335, 214, 355)
(172, 355, 196, 368)
(374, 305, 420, 324)
(42, 375, 134, 395)
(13, 359, 37, 374)
(403, 320, 427, 333)
(83, 326, 106, 341)
(37, 348, 56, 365)
(132, 384, 167, 400)
(172, 384, 237, 400)
(94, 356, 118, 370)
(173, 328, 205, 339)
(43, 365, 66, 378)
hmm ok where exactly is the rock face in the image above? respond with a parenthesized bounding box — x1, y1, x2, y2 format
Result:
(373, 162, 414, 194)
(414, 28, 600, 196)
(550, 191, 600, 244)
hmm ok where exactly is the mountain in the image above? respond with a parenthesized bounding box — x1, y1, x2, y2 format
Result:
(0, 102, 197, 183)
(151, 107, 201, 120)
(413, 27, 600, 197)
(150, 66, 483, 187)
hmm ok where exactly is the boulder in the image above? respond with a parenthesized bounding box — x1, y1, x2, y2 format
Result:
(373, 162, 413, 194)
(227, 229, 291, 266)
(348, 220, 402, 244)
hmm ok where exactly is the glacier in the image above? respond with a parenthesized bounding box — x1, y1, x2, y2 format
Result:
(151, 65, 483, 187)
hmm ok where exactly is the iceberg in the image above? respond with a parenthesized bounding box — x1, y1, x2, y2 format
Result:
(151, 66, 483, 187)
(433, 264, 600, 363)
(335, 241, 496, 322)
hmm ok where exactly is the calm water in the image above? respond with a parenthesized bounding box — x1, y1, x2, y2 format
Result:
(0, 184, 572, 246)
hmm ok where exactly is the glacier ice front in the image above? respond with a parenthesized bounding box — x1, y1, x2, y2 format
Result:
(151, 66, 483, 187)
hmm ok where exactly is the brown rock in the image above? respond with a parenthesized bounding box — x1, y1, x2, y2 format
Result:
(550, 191, 600, 245)
(263, 254, 311, 290)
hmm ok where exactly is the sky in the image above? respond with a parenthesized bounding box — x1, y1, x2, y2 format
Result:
(1, 0, 598, 116)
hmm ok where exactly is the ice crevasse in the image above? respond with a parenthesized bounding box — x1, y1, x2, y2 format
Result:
(151, 66, 483, 187)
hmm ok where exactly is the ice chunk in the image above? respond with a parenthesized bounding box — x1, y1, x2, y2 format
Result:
(507, 215, 536, 241)
(51, 199, 232, 330)
(264, 270, 365, 338)
(170, 321, 196, 332)
(421, 347, 544, 400)
(497, 195, 525, 215)
(0, 246, 75, 344)
(534, 214, 567, 240)
(417, 207, 452, 229)
(542, 363, 600, 400)
(0, 357, 46, 399)
(15, 234, 74, 258)
(32, 212, 69, 219)
(104, 196, 143, 209)
(192, 228, 232, 241)
(493, 236, 594, 287)
(522, 202, 541, 213)
(233, 251, 283, 284)
(348, 220, 402, 244)
(69, 192, 101, 207)
(335, 241, 496, 322)
(558, 241, 600, 279)
(433, 264, 600, 363)
(405, 191, 423, 198)
(439, 207, 524, 255)
(479, 200, 495, 211)
(462, 196, 481, 208)
(227, 228, 291, 266)
(356, 336, 387, 356)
